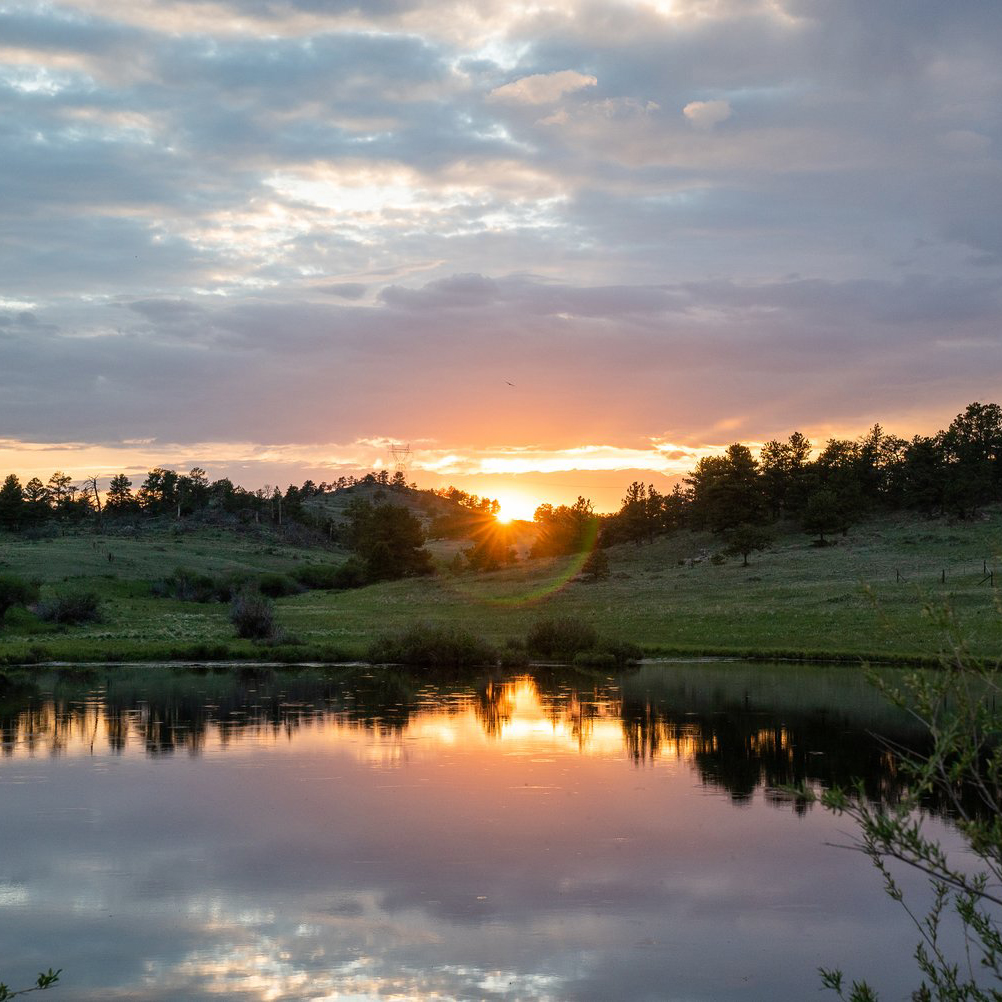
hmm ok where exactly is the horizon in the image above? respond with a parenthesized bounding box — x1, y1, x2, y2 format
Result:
(0, 395, 992, 516)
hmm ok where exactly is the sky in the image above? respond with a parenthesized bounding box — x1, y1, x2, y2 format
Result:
(2, 0, 1001, 513)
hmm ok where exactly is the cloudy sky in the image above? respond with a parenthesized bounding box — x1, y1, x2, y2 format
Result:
(2, 0, 1000, 511)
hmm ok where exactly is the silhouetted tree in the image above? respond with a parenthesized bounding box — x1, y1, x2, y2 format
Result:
(900, 435, 945, 514)
(530, 497, 598, 558)
(46, 471, 73, 514)
(0, 474, 24, 530)
(22, 477, 50, 525)
(687, 444, 765, 533)
(939, 401, 1002, 515)
(105, 473, 138, 514)
(760, 432, 814, 519)
(346, 500, 433, 581)
(80, 475, 103, 530)
(138, 467, 179, 515)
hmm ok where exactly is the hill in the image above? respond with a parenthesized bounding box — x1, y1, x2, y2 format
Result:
(0, 507, 999, 666)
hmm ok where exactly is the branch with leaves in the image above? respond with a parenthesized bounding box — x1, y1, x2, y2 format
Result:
(809, 608, 1002, 1001)
(0, 969, 61, 1001)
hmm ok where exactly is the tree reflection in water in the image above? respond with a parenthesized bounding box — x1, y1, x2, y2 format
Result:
(0, 661, 936, 813)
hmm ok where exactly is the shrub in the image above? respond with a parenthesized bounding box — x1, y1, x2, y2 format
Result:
(36, 592, 101, 625)
(367, 623, 498, 668)
(257, 573, 300, 598)
(814, 625, 1002, 1000)
(499, 646, 531, 668)
(526, 617, 598, 659)
(572, 650, 617, 669)
(580, 549, 611, 582)
(229, 591, 276, 640)
(0, 575, 39, 621)
(294, 564, 342, 590)
(572, 639, 642, 669)
(174, 642, 231, 661)
(23, 524, 58, 541)
(331, 558, 367, 590)
(597, 639, 644, 665)
(153, 567, 218, 603)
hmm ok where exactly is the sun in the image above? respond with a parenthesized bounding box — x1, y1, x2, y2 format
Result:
(493, 492, 539, 524)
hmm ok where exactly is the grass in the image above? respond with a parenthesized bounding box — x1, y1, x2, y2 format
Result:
(0, 511, 1000, 664)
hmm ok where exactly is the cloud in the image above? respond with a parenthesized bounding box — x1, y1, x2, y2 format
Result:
(3, 0, 1002, 498)
(319, 282, 368, 300)
(489, 70, 597, 105)
(380, 273, 501, 309)
(938, 130, 991, 155)
(682, 99, 732, 130)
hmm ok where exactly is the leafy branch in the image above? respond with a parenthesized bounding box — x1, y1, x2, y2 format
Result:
(0, 970, 61, 1002)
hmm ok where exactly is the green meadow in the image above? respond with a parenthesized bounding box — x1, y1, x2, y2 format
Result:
(1, 510, 999, 666)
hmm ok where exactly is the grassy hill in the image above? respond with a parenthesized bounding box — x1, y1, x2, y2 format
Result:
(0, 509, 999, 665)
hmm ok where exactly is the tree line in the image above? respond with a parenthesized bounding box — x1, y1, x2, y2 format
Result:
(600, 401, 1002, 554)
(1, 400, 998, 563)
(0, 466, 420, 533)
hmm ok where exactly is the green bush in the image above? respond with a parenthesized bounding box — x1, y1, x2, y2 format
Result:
(331, 558, 367, 590)
(152, 567, 219, 603)
(526, 617, 599, 658)
(0, 575, 39, 621)
(367, 623, 498, 667)
(36, 592, 101, 625)
(294, 564, 343, 589)
(596, 639, 644, 666)
(257, 573, 300, 598)
(229, 591, 276, 640)
(572, 650, 617, 669)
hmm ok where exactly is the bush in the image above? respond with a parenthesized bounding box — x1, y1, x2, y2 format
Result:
(294, 564, 342, 590)
(152, 567, 262, 603)
(526, 617, 599, 659)
(229, 591, 276, 640)
(0, 575, 39, 621)
(573, 639, 643, 669)
(580, 549, 611, 582)
(572, 650, 617, 669)
(331, 558, 367, 590)
(153, 567, 219, 603)
(257, 573, 300, 598)
(597, 639, 644, 665)
(499, 646, 531, 668)
(22, 525, 58, 541)
(36, 592, 101, 625)
(367, 623, 498, 667)
(814, 630, 1002, 1000)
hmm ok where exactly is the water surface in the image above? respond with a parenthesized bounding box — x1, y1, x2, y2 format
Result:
(0, 661, 952, 1000)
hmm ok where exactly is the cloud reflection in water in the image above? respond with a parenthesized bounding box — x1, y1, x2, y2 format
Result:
(0, 664, 945, 1000)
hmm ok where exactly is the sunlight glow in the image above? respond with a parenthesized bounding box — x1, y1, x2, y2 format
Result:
(493, 492, 539, 522)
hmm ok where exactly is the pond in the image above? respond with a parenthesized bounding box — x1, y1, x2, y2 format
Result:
(0, 660, 957, 1000)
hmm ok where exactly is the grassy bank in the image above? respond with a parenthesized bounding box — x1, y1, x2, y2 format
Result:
(0, 512, 999, 665)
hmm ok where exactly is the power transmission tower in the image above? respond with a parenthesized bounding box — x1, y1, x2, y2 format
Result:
(390, 443, 411, 477)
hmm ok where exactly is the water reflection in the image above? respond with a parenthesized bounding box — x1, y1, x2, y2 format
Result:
(1, 663, 925, 808)
(0, 662, 947, 1001)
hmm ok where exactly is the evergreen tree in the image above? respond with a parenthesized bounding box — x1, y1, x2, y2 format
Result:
(687, 444, 765, 533)
(0, 474, 24, 530)
(345, 500, 433, 581)
(105, 474, 137, 514)
(22, 477, 50, 525)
